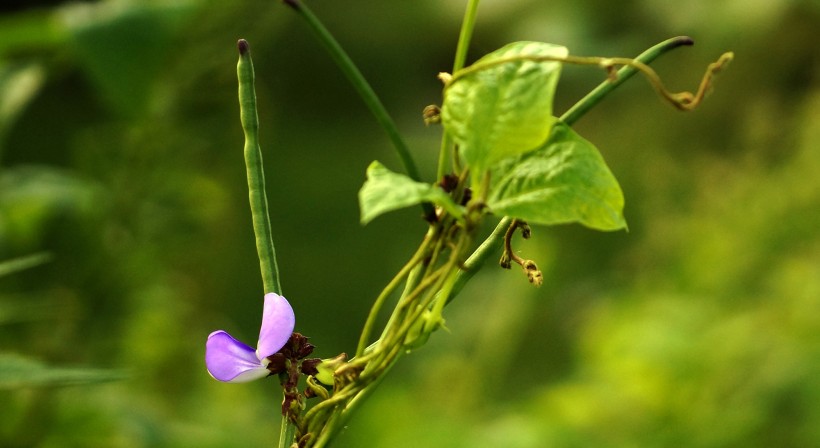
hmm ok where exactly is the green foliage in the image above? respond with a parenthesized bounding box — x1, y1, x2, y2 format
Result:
(0, 63, 44, 153)
(0, 252, 50, 277)
(0, 353, 125, 389)
(0, 0, 817, 447)
(62, 2, 195, 116)
(0, 167, 102, 251)
(441, 41, 567, 174)
(365, 40, 622, 232)
(488, 122, 626, 231)
(358, 160, 462, 224)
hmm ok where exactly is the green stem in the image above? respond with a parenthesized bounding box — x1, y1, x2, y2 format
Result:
(560, 36, 694, 125)
(452, 0, 481, 73)
(237, 39, 282, 296)
(284, 1, 432, 219)
(278, 416, 297, 448)
(373, 262, 424, 349)
(379, 264, 447, 348)
(437, 0, 481, 181)
(0, 252, 52, 277)
(355, 231, 434, 357)
(444, 216, 511, 306)
(316, 348, 403, 448)
(311, 409, 343, 448)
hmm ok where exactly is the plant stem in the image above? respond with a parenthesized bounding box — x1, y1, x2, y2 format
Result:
(237, 39, 283, 296)
(452, 0, 481, 74)
(284, 1, 433, 219)
(355, 231, 434, 357)
(560, 36, 694, 125)
(437, 0, 481, 181)
(278, 416, 297, 448)
(444, 216, 511, 306)
(0, 252, 52, 277)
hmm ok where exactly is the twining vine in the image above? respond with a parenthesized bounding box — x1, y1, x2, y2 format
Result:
(203, 2, 733, 448)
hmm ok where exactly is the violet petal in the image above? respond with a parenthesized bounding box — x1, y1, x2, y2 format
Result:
(205, 330, 269, 383)
(256, 293, 296, 359)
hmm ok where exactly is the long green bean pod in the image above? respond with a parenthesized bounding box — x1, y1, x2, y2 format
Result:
(237, 39, 282, 296)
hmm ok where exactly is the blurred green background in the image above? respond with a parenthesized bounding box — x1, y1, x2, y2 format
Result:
(1, 0, 818, 447)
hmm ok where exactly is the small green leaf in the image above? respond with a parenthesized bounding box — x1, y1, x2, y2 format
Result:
(487, 122, 626, 231)
(358, 161, 462, 224)
(0, 353, 126, 389)
(441, 41, 568, 173)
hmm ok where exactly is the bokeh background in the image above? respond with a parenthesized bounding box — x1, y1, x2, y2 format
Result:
(1, 0, 818, 447)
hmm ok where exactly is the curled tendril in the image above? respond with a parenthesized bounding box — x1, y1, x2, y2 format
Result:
(445, 50, 735, 112)
(500, 219, 543, 287)
(663, 51, 734, 110)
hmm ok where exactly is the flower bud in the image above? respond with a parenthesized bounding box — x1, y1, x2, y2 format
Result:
(314, 353, 348, 386)
(423, 105, 441, 125)
(522, 259, 543, 287)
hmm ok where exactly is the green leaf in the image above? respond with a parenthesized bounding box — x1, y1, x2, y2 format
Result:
(358, 161, 462, 224)
(61, 2, 194, 116)
(0, 166, 103, 249)
(487, 122, 626, 231)
(0, 9, 66, 57)
(0, 63, 46, 152)
(0, 353, 126, 389)
(0, 252, 51, 277)
(441, 41, 568, 173)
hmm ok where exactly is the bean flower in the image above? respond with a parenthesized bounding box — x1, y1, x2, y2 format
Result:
(205, 292, 295, 383)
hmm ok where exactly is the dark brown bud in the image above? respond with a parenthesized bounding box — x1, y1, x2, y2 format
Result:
(300, 358, 322, 376)
(237, 39, 250, 56)
(461, 187, 473, 206)
(266, 353, 287, 374)
(439, 174, 459, 192)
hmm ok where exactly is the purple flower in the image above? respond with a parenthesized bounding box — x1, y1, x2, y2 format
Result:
(205, 292, 295, 383)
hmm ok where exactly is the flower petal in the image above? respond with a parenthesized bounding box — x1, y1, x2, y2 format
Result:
(256, 293, 296, 359)
(205, 330, 269, 383)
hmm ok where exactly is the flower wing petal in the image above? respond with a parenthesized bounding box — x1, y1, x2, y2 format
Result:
(256, 293, 296, 359)
(206, 330, 269, 383)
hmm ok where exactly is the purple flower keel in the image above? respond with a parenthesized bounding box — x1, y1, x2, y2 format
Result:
(205, 293, 296, 383)
(206, 331, 270, 382)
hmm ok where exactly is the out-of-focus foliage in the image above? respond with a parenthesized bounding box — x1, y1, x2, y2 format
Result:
(0, 0, 817, 447)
